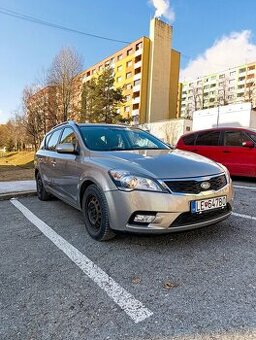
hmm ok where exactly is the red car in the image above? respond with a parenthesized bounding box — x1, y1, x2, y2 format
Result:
(176, 127, 256, 177)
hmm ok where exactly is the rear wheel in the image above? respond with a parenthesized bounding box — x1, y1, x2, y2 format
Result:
(82, 184, 115, 241)
(36, 172, 51, 201)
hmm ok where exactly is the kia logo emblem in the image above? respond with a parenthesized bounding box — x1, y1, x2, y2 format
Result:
(200, 181, 211, 190)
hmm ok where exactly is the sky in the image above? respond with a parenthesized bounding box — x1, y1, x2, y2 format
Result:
(1, 0, 256, 123)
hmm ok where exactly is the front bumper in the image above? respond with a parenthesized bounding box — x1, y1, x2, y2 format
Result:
(105, 180, 234, 233)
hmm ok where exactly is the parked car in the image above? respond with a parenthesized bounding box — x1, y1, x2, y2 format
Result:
(176, 127, 256, 178)
(35, 121, 233, 241)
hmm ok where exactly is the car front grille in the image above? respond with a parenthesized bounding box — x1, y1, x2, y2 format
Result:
(164, 174, 227, 194)
(171, 203, 232, 228)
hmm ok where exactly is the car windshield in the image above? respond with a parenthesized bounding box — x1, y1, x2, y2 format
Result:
(79, 126, 169, 151)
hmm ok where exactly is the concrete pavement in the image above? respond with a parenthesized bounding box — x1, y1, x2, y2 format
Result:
(0, 180, 36, 200)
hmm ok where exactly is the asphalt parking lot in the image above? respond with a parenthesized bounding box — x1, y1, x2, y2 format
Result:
(1, 178, 256, 340)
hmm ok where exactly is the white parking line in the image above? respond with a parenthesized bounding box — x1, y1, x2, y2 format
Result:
(232, 212, 256, 221)
(234, 185, 256, 191)
(10, 199, 153, 324)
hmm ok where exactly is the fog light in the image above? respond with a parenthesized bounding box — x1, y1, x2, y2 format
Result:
(133, 214, 156, 223)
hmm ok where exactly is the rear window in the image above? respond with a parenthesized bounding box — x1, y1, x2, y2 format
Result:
(182, 134, 197, 145)
(196, 131, 220, 146)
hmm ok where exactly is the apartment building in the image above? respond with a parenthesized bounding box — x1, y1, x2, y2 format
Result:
(179, 61, 256, 118)
(72, 18, 180, 124)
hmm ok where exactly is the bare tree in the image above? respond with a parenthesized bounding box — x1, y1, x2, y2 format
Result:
(244, 81, 256, 108)
(22, 86, 45, 149)
(47, 47, 83, 122)
(217, 75, 231, 106)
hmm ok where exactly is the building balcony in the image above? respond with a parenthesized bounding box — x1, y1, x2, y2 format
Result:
(134, 60, 142, 69)
(132, 109, 139, 117)
(132, 96, 140, 104)
(133, 73, 141, 81)
(135, 48, 143, 57)
(133, 84, 141, 93)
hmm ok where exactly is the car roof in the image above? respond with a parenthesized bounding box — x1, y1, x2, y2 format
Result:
(182, 126, 256, 136)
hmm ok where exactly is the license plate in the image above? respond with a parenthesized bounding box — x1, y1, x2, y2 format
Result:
(191, 196, 227, 213)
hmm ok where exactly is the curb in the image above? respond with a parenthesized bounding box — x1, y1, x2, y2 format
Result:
(0, 191, 37, 201)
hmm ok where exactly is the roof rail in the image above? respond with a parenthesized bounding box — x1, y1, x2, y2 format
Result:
(52, 120, 77, 129)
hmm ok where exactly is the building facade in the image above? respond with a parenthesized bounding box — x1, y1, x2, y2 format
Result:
(73, 18, 180, 124)
(179, 61, 256, 118)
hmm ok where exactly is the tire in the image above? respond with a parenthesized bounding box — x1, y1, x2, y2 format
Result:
(36, 172, 51, 201)
(82, 184, 115, 241)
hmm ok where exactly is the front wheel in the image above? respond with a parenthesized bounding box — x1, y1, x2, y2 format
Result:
(36, 172, 51, 201)
(82, 184, 115, 241)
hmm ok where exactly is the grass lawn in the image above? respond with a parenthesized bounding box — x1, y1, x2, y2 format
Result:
(0, 151, 35, 181)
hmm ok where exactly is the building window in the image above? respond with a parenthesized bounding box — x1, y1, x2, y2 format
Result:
(127, 48, 133, 56)
(110, 57, 115, 65)
(117, 54, 123, 61)
(99, 65, 103, 71)
(126, 72, 132, 79)
(134, 79, 141, 86)
(117, 76, 122, 83)
(133, 103, 139, 110)
(92, 69, 96, 75)
(134, 67, 141, 75)
(125, 83, 132, 90)
(117, 65, 122, 72)
(219, 74, 225, 79)
(239, 68, 246, 73)
(126, 95, 131, 101)
(86, 71, 90, 77)
(105, 61, 110, 67)
(135, 55, 142, 63)
(133, 91, 140, 98)
(126, 60, 132, 68)
(237, 92, 244, 97)
(248, 65, 255, 71)
(228, 87, 235, 91)
(238, 76, 245, 81)
(230, 71, 236, 76)
(247, 74, 254, 79)
(135, 42, 142, 50)
(246, 82, 254, 88)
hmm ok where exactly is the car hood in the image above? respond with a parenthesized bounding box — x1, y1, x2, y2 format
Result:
(89, 149, 223, 179)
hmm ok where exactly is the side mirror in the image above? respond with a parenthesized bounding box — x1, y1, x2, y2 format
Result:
(56, 143, 77, 154)
(242, 141, 254, 148)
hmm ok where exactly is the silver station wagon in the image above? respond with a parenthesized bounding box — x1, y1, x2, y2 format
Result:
(35, 121, 233, 241)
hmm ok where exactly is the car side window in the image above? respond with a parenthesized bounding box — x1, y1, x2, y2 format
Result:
(47, 129, 62, 151)
(182, 133, 197, 145)
(248, 133, 256, 144)
(224, 131, 248, 147)
(196, 131, 220, 146)
(59, 127, 78, 146)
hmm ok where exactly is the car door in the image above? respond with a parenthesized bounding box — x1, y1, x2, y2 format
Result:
(222, 130, 255, 176)
(43, 128, 63, 188)
(193, 130, 222, 162)
(53, 127, 84, 205)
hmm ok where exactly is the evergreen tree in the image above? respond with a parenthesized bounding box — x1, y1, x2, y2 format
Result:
(80, 67, 124, 123)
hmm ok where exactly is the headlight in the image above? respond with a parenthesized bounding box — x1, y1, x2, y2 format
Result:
(109, 170, 168, 192)
(217, 163, 231, 183)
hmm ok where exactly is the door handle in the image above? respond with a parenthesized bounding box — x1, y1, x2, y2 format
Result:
(223, 150, 231, 154)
